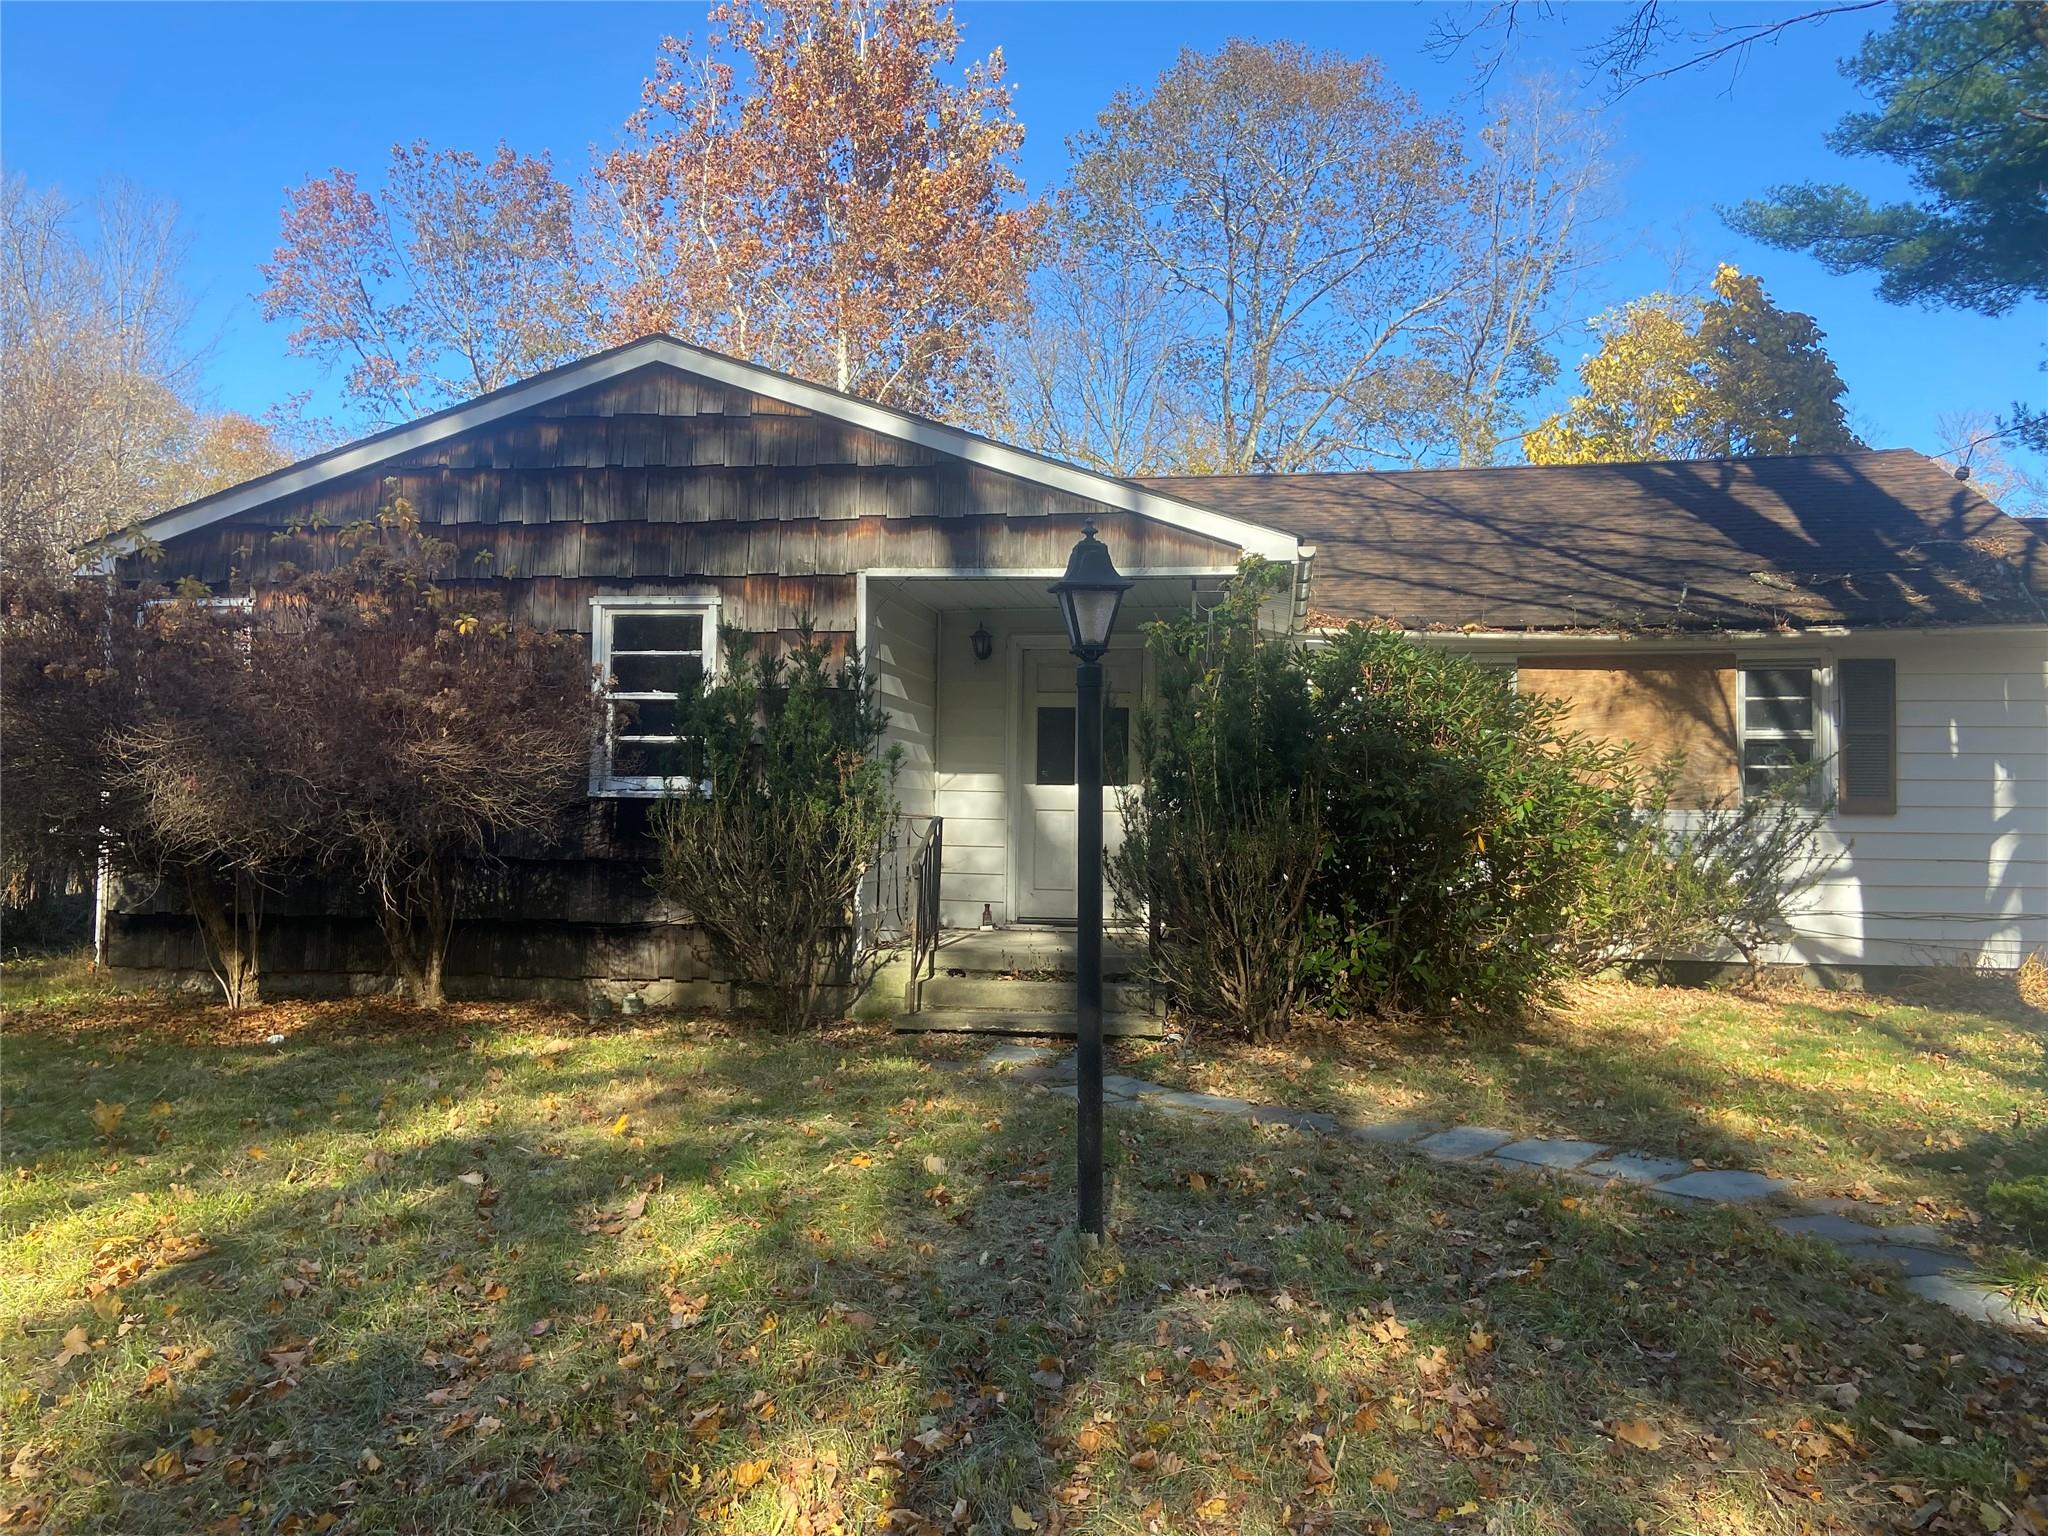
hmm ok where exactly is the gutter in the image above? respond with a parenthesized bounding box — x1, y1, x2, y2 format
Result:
(1304, 620, 2048, 652)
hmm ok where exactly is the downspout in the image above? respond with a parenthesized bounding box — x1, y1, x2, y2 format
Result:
(87, 546, 117, 970)
(1291, 543, 1317, 634)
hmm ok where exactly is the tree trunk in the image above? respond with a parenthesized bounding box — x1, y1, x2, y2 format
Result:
(377, 866, 456, 1008)
(183, 866, 260, 1009)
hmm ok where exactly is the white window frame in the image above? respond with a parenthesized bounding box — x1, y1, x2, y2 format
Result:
(589, 595, 720, 798)
(1736, 656, 1831, 805)
(141, 591, 257, 656)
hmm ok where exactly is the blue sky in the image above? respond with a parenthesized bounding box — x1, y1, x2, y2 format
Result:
(3, 0, 2041, 477)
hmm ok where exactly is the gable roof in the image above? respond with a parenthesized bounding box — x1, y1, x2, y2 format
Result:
(1139, 450, 2048, 633)
(125, 334, 1301, 565)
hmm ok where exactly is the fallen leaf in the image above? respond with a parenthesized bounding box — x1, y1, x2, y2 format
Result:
(1009, 1505, 1037, 1531)
(1611, 1419, 1664, 1451)
(54, 1326, 91, 1368)
(1370, 1469, 1399, 1493)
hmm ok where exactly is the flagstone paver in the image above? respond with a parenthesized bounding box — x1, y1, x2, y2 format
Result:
(1654, 1169, 1787, 1203)
(976, 1044, 2045, 1334)
(1775, 1214, 1951, 1250)
(1349, 1117, 1446, 1145)
(1907, 1274, 2041, 1330)
(1132, 1085, 1257, 1116)
(1492, 1138, 1609, 1171)
(1581, 1152, 1693, 1185)
(1839, 1242, 1966, 1279)
(982, 1042, 1058, 1070)
(1416, 1126, 1518, 1162)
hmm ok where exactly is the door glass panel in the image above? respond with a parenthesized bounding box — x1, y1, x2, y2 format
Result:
(1036, 705, 1132, 785)
(1106, 707, 1131, 786)
(1036, 707, 1076, 785)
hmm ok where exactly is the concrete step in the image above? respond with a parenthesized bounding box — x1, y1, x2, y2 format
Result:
(892, 1009, 1163, 1040)
(927, 928, 1147, 976)
(917, 975, 1155, 1014)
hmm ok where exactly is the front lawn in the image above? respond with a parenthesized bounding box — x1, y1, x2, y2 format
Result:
(4, 978, 2046, 1535)
(1120, 976, 2048, 1265)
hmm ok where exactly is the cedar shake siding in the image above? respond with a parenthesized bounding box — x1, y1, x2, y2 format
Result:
(105, 359, 1245, 1000)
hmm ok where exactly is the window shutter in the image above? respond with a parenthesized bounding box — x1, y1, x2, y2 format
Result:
(1837, 659, 1896, 815)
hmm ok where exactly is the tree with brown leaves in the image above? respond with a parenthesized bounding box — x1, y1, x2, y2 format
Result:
(259, 142, 594, 425)
(596, 0, 1044, 417)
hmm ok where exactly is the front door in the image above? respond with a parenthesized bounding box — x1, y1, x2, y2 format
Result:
(1015, 648, 1141, 923)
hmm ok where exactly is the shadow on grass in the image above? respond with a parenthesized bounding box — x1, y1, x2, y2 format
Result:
(6, 1019, 2047, 1535)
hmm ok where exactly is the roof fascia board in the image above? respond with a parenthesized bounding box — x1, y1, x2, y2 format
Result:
(1311, 622, 2048, 650)
(125, 336, 1301, 565)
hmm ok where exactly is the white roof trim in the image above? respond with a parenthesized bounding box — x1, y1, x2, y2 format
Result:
(123, 335, 1301, 564)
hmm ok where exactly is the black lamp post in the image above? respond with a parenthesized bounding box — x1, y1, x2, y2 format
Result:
(1048, 521, 1133, 1240)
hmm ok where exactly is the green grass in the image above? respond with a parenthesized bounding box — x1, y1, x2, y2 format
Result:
(1118, 976, 2048, 1260)
(4, 976, 2048, 1534)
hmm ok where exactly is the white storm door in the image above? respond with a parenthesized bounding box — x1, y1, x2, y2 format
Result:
(1015, 648, 1140, 923)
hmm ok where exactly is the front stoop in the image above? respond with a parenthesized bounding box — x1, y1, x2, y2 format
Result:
(863, 927, 1163, 1038)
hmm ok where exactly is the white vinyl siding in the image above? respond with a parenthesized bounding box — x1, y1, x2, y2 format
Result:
(870, 587, 939, 823)
(1782, 630, 2047, 969)
(934, 609, 1025, 928)
(1446, 627, 2045, 972)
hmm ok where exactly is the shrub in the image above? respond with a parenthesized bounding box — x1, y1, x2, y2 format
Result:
(274, 503, 601, 1006)
(1110, 565, 1321, 1037)
(650, 626, 898, 1031)
(2, 574, 320, 1006)
(1302, 627, 1641, 1018)
(1572, 760, 1835, 981)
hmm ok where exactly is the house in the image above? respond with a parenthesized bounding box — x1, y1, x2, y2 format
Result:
(105, 335, 2048, 1004)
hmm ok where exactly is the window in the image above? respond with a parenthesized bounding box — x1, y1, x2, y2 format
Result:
(590, 597, 717, 795)
(1740, 664, 1818, 799)
(1836, 658, 1896, 816)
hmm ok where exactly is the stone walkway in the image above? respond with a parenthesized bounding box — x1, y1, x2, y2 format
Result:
(977, 1042, 2047, 1335)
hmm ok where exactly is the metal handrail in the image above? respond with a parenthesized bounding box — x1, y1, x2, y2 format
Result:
(903, 816, 944, 1014)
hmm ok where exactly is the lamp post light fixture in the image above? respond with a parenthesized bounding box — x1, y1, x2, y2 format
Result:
(1048, 521, 1133, 1240)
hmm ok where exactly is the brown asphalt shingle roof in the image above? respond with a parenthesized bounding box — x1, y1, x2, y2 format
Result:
(1138, 448, 2048, 633)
